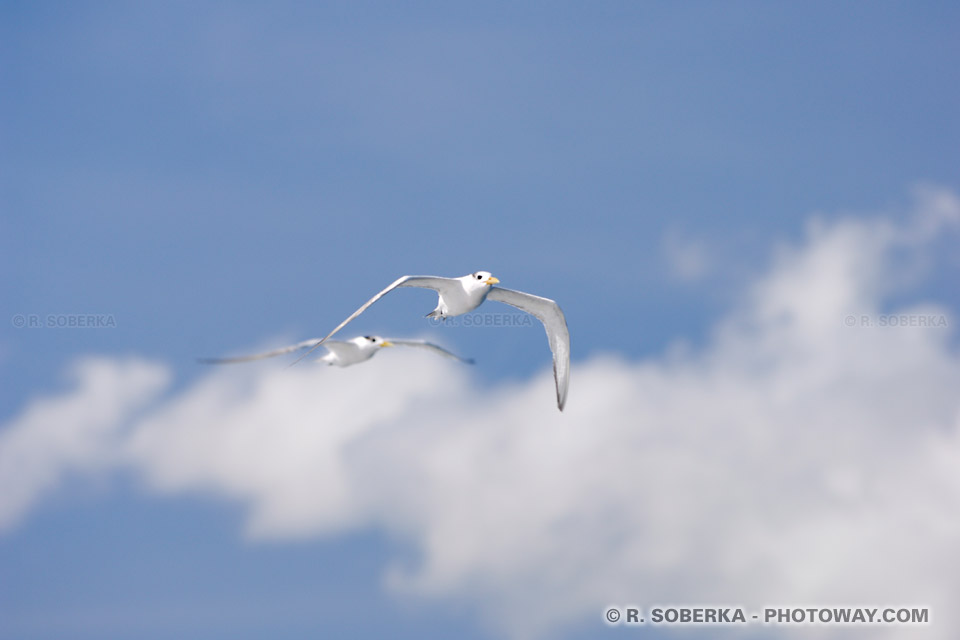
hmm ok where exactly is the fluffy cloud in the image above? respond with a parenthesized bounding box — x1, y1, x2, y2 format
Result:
(0, 358, 168, 530)
(2, 188, 959, 638)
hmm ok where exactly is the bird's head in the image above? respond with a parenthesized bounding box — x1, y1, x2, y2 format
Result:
(463, 271, 500, 290)
(355, 335, 394, 350)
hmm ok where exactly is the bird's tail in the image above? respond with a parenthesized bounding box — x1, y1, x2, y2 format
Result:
(425, 309, 442, 319)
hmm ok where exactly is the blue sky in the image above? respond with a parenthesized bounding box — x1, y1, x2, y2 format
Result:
(2, 3, 959, 639)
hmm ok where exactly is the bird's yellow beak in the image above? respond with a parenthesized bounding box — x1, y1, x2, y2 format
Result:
(485, 276, 500, 285)
(380, 340, 394, 347)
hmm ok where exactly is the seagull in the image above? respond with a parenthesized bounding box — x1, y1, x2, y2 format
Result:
(291, 272, 570, 410)
(198, 335, 474, 368)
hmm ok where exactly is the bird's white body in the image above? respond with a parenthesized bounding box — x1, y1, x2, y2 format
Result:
(318, 337, 385, 367)
(427, 273, 495, 318)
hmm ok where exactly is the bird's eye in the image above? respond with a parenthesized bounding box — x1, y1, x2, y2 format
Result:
(476, 274, 482, 280)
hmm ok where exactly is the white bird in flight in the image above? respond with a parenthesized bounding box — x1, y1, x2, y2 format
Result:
(199, 335, 474, 367)
(291, 272, 570, 411)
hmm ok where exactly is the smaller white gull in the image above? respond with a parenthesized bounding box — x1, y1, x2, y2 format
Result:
(199, 335, 474, 368)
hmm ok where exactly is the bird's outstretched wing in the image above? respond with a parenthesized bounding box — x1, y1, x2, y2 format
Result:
(197, 338, 322, 364)
(288, 275, 458, 367)
(389, 339, 475, 364)
(486, 287, 570, 411)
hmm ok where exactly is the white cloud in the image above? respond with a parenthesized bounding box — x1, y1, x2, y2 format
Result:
(0, 358, 168, 530)
(2, 189, 959, 638)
